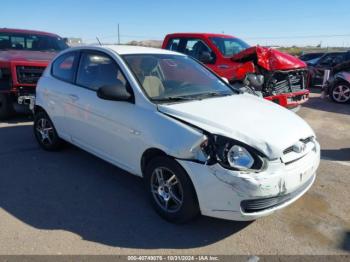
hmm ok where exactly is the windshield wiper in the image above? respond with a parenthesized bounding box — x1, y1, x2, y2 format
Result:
(153, 93, 232, 103)
(195, 92, 232, 99)
(152, 96, 195, 103)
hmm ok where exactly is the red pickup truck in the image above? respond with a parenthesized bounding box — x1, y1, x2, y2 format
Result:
(0, 28, 68, 119)
(162, 33, 309, 109)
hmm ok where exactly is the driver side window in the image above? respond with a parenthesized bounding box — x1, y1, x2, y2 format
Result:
(182, 39, 215, 64)
(76, 51, 127, 91)
(186, 40, 208, 58)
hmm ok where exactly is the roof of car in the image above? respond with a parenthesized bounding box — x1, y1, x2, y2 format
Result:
(0, 28, 60, 37)
(165, 33, 236, 38)
(100, 45, 184, 55)
(323, 51, 348, 55)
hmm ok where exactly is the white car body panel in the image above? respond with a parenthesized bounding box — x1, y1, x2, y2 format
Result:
(35, 45, 321, 221)
(158, 94, 315, 160)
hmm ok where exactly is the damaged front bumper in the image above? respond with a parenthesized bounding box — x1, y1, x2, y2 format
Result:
(264, 89, 310, 109)
(177, 141, 320, 221)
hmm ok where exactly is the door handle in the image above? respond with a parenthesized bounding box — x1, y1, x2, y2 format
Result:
(68, 94, 79, 102)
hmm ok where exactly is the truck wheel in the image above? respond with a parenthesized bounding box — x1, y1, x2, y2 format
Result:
(144, 156, 199, 224)
(331, 82, 350, 103)
(34, 111, 63, 151)
(0, 94, 14, 120)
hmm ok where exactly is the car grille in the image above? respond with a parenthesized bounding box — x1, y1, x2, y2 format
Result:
(268, 70, 307, 95)
(283, 136, 314, 155)
(241, 174, 314, 213)
(16, 66, 46, 84)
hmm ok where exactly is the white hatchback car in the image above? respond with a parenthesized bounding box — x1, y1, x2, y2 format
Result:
(34, 45, 320, 223)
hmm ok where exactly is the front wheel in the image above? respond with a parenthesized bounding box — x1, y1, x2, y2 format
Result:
(144, 156, 199, 223)
(34, 111, 63, 151)
(331, 82, 350, 103)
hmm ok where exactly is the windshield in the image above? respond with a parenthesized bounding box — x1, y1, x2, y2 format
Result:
(0, 32, 68, 51)
(210, 37, 250, 57)
(123, 54, 235, 103)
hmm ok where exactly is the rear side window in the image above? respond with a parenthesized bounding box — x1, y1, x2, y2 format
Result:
(170, 38, 214, 62)
(52, 52, 78, 82)
(166, 38, 180, 51)
(76, 52, 127, 91)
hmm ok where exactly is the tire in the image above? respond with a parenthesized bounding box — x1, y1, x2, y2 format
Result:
(34, 111, 63, 151)
(144, 156, 199, 224)
(330, 82, 350, 103)
(0, 93, 14, 120)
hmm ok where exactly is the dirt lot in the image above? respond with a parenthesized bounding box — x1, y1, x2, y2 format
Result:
(0, 90, 349, 255)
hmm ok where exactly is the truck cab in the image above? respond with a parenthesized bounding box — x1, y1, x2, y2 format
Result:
(0, 28, 68, 119)
(162, 33, 309, 109)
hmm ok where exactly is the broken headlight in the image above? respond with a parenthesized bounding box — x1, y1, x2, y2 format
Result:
(227, 145, 254, 170)
(201, 135, 266, 171)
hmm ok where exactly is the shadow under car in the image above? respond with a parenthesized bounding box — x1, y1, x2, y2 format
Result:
(0, 125, 251, 249)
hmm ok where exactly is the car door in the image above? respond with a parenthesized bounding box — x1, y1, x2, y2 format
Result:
(65, 50, 142, 173)
(208, 37, 243, 79)
(47, 51, 80, 139)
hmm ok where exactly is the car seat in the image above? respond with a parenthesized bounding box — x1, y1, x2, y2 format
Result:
(140, 57, 164, 98)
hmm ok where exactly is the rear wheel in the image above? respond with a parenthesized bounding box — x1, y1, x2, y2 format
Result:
(0, 94, 14, 120)
(331, 82, 350, 103)
(34, 111, 63, 151)
(144, 156, 199, 223)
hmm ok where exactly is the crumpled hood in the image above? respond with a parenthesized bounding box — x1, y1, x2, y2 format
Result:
(231, 46, 306, 71)
(158, 94, 314, 159)
(0, 50, 56, 62)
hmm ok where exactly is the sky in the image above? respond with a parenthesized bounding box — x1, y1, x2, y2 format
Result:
(2, 0, 350, 47)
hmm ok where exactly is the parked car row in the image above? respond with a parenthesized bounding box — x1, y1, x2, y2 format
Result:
(2, 28, 349, 122)
(6, 27, 349, 223)
(0, 29, 313, 121)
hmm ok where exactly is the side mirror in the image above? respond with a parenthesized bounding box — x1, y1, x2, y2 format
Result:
(199, 51, 215, 64)
(97, 83, 133, 102)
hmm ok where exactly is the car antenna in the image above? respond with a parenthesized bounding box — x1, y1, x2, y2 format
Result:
(96, 37, 102, 46)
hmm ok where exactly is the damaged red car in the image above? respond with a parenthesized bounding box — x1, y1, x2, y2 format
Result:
(0, 28, 68, 119)
(162, 33, 309, 109)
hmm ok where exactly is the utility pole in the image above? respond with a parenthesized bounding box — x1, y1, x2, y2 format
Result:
(117, 23, 120, 45)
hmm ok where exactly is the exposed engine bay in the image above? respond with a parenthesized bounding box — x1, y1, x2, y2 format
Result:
(241, 68, 308, 97)
(230, 46, 308, 100)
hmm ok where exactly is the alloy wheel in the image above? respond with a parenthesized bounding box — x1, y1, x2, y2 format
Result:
(332, 85, 350, 103)
(151, 167, 184, 213)
(36, 117, 54, 145)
